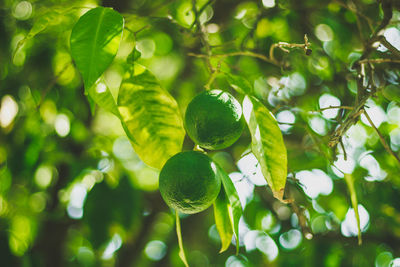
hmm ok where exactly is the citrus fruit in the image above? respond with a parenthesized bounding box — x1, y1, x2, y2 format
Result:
(184, 90, 244, 150)
(159, 151, 221, 214)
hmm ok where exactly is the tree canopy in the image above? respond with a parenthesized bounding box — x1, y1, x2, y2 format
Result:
(1, 0, 400, 266)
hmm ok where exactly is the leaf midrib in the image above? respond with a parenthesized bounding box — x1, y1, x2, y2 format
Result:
(87, 8, 106, 89)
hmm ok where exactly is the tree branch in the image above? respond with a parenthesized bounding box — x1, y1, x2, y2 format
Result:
(363, 109, 400, 165)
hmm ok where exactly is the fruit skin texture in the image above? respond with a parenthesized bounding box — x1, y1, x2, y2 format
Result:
(159, 151, 221, 214)
(382, 84, 400, 102)
(184, 90, 244, 150)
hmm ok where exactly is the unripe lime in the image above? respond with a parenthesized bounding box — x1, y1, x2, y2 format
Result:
(159, 151, 221, 214)
(382, 84, 400, 102)
(184, 90, 244, 150)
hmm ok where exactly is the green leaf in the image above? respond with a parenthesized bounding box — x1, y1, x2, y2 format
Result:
(213, 187, 234, 253)
(243, 95, 288, 202)
(70, 7, 124, 91)
(88, 80, 120, 117)
(344, 173, 362, 245)
(88, 80, 137, 143)
(84, 176, 142, 249)
(176, 211, 189, 267)
(13, 11, 60, 60)
(118, 64, 185, 170)
(225, 73, 253, 95)
(215, 163, 242, 254)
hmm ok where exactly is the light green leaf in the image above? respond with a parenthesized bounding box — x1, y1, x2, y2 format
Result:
(344, 173, 362, 245)
(215, 163, 242, 254)
(70, 7, 124, 91)
(243, 95, 288, 202)
(176, 211, 189, 267)
(88, 80, 137, 143)
(213, 187, 234, 253)
(88, 81, 119, 117)
(224, 73, 253, 95)
(13, 11, 60, 60)
(118, 65, 185, 170)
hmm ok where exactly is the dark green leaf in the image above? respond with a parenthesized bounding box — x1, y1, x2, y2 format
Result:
(243, 95, 288, 202)
(118, 64, 185, 169)
(215, 163, 242, 254)
(70, 7, 123, 91)
(84, 176, 141, 248)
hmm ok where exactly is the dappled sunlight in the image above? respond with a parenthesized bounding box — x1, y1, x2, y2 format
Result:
(237, 153, 267, 186)
(359, 152, 387, 182)
(346, 123, 367, 148)
(67, 183, 87, 219)
(244, 230, 278, 261)
(262, 0, 275, 8)
(276, 110, 295, 132)
(144, 240, 167, 261)
(34, 165, 53, 189)
(296, 169, 333, 199)
(102, 233, 123, 259)
(333, 154, 355, 175)
(279, 229, 302, 250)
(384, 27, 400, 50)
(54, 114, 70, 137)
(315, 24, 334, 42)
(12, 1, 32, 20)
(136, 39, 156, 59)
(229, 172, 254, 207)
(319, 94, 341, 119)
(0, 95, 19, 128)
(341, 204, 369, 237)
(309, 116, 327, 136)
(360, 99, 387, 128)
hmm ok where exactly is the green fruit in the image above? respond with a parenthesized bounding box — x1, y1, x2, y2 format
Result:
(382, 84, 400, 102)
(159, 151, 221, 214)
(184, 90, 244, 150)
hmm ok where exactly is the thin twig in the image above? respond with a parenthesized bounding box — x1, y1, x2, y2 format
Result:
(339, 139, 347, 161)
(313, 105, 354, 112)
(290, 197, 313, 240)
(363, 109, 400, 164)
(192, 0, 214, 73)
(333, 0, 373, 32)
(124, 25, 150, 37)
(358, 58, 400, 64)
(377, 35, 400, 59)
(37, 63, 70, 107)
(188, 51, 279, 66)
(269, 34, 311, 64)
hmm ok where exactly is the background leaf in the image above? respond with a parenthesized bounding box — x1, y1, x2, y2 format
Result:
(213, 187, 234, 253)
(70, 7, 123, 91)
(118, 65, 185, 169)
(224, 73, 253, 95)
(243, 96, 288, 202)
(344, 173, 362, 245)
(215, 163, 242, 254)
(88, 80, 137, 143)
(84, 176, 141, 249)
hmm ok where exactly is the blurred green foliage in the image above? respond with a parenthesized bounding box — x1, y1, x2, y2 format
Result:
(1, 0, 400, 266)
